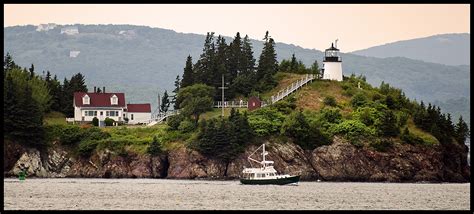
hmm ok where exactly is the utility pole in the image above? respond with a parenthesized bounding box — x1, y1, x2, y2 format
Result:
(218, 74, 228, 117)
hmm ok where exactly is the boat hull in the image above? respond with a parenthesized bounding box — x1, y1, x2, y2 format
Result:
(240, 175, 300, 185)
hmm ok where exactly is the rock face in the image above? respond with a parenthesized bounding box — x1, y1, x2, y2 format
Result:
(3, 137, 470, 182)
(310, 137, 446, 182)
(67, 149, 168, 178)
(167, 147, 226, 179)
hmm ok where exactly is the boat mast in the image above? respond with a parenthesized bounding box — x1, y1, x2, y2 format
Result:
(262, 144, 265, 167)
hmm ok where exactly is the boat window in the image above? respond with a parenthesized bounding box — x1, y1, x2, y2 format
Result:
(262, 174, 265, 178)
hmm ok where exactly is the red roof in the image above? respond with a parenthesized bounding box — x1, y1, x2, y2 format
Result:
(127, 104, 151, 113)
(74, 92, 126, 107)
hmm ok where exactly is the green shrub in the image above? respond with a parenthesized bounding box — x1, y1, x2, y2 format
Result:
(323, 96, 337, 107)
(104, 117, 115, 126)
(351, 92, 368, 108)
(319, 108, 342, 124)
(92, 117, 99, 126)
(58, 125, 84, 145)
(77, 140, 99, 156)
(83, 127, 111, 140)
(329, 120, 375, 140)
(147, 136, 162, 156)
(167, 114, 185, 130)
(272, 96, 296, 114)
(351, 107, 382, 126)
(178, 119, 196, 133)
(248, 108, 286, 137)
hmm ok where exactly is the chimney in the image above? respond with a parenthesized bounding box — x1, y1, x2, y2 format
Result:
(94, 86, 96, 93)
(103, 87, 105, 93)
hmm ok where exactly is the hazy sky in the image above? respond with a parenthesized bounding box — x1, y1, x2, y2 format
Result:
(4, 4, 470, 52)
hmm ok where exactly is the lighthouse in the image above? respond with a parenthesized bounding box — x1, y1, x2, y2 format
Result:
(321, 41, 343, 81)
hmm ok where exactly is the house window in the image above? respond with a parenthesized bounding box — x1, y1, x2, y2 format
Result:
(111, 95, 118, 105)
(131, 114, 134, 120)
(100, 111, 103, 116)
(106, 111, 110, 117)
(116, 111, 119, 116)
(85, 110, 96, 117)
(83, 95, 90, 105)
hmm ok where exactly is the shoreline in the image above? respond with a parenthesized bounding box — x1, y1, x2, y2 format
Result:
(4, 177, 470, 184)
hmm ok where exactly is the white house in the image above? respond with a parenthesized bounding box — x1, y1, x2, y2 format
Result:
(61, 27, 79, 35)
(321, 42, 343, 81)
(73, 90, 126, 124)
(73, 88, 151, 125)
(36, 23, 57, 32)
(126, 104, 152, 125)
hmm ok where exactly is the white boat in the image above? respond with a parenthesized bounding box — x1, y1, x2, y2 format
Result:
(240, 144, 300, 185)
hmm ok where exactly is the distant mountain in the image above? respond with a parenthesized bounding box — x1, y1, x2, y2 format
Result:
(3, 24, 470, 124)
(351, 33, 470, 66)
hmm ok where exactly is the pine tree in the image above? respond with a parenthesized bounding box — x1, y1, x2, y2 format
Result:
(160, 90, 170, 113)
(19, 85, 45, 147)
(4, 74, 19, 136)
(310, 60, 320, 75)
(62, 73, 88, 117)
(290, 53, 298, 72)
(45, 71, 51, 83)
(256, 31, 278, 91)
(228, 32, 243, 81)
(172, 75, 181, 110)
(454, 116, 470, 145)
(194, 32, 216, 84)
(29, 64, 35, 79)
(181, 55, 194, 88)
(241, 35, 256, 76)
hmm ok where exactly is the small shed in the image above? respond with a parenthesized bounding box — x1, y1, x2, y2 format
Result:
(248, 96, 262, 111)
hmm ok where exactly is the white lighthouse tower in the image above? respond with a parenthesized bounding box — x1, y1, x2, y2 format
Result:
(321, 40, 343, 81)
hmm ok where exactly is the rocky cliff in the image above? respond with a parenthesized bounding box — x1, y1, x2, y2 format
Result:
(4, 137, 470, 182)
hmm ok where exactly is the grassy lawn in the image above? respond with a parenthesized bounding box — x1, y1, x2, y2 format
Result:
(200, 108, 248, 121)
(406, 118, 440, 145)
(44, 111, 67, 125)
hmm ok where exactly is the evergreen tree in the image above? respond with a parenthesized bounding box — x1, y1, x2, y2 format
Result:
(290, 53, 298, 72)
(310, 60, 320, 75)
(147, 136, 162, 156)
(256, 31, 278, 91)
(181, 55, 194, 88)
(454, 116, 470, 145)
(45, 71, 51, 83)
(194, 32, 216, 84)
(228, 32, 243, 81)
(4, 52, 18, 73)
(19, 85, 45, 146)
(4, 74, 19, 135)
(160, 90, 170, 113)
(376, 110, 400, 137)
(29, 64, 35, 79)
(48, 74, 62, 112)
(172, 75, 181, 110)
(241, 35, 256, 75)
(62, 73, 88, 117)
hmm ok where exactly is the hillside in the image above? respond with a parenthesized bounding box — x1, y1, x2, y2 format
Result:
(3, 24, 470, 124)
(351, 33, 470, 66)
(5, 72, 470, 182)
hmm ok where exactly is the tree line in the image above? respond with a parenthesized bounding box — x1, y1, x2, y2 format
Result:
(178, 31, 279, 103)
(3, 53, 87, 147)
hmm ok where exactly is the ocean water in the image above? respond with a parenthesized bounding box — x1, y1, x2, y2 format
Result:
(3, 178, 470, 210)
